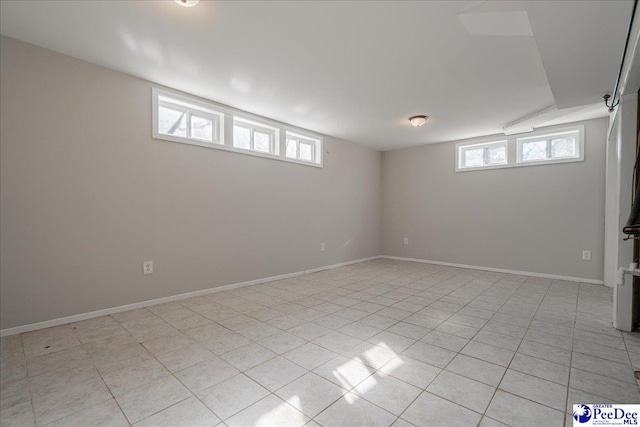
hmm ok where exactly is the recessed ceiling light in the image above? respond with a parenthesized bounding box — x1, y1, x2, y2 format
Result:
(174, 0, 200, 7)
(409, 115, 428, 127)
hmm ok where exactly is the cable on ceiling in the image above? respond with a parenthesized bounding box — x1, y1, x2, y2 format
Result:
(604, 0, 639, 112)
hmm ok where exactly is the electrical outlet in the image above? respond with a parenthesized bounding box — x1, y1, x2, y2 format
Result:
(143, 260, 153, 275)
(582, 251, 591, 261)
(321, 243, 326, 252)
(404, 237, 409, 245)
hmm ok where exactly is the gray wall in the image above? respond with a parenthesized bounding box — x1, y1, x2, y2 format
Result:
(382, 118, 607, 281)
(605, 93, 637, 330)
(0, 35, 609, 330)
(0, 37, 382, 329)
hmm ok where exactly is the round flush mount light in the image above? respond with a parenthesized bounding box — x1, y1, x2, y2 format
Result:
(409, 115, 428, 127)
(174, 0, 200, 7)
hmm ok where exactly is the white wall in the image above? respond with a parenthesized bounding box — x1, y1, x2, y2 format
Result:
(0, 37, 383, 329)
(604, 120, 621, 288)
(605, 93, 637, 331)
(0, 35, 614, 333)
(382, 118, 607, 282)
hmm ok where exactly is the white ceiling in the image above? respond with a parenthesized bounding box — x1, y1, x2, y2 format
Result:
(524, 1, 635, 109)
(0, 1, 632, 150)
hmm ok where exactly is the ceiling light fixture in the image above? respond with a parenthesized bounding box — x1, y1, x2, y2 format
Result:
(409, 115, 428, 127)
(174, 0, 200, 7)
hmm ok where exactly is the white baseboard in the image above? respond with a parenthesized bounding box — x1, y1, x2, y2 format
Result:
(379, 255, 605, 285)
(0, 256, 381, 337)
(303, 256, 380, 274)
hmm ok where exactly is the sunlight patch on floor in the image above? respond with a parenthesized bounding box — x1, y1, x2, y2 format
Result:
(255, 396, 306, 427)
(334, 342, 403, 405)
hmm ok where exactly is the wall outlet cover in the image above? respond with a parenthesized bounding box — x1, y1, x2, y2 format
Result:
(143, 260, 153, 275)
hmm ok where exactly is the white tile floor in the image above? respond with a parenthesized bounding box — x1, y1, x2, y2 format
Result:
(1, 259, 639, 427)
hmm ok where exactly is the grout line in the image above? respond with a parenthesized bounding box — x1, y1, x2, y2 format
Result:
(4, 259, 636, 427)
(564, 282, 580, 419)
(437, 276, 531, 423)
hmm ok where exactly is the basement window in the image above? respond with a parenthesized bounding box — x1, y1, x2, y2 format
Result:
(153, 89, 224, 146)
(456, 125, 584, 172)
(233, 118, 278, 155)
(152, 87, 323, 167)
(457, 140, 507, 170)
(285, 132, 320, 163)
(517, 129, 582, 164)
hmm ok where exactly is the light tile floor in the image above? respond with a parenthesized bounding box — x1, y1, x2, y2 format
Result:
(1, 259, 639, 427)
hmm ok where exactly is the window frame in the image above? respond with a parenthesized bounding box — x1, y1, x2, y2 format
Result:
(455, 124, 585, 173)
(457, 140, 508, 170)
(152, 87, 323, 168)
(516, 129, 583, 165)
(153, 89, 224, 147)
(285, 132, 320, 164)
(233, 117, 278, 155)
(189, 113, 219, 143)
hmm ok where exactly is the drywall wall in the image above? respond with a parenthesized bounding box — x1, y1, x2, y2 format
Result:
(0, 37, 382, 329)
(382, 118, 607, 281)
(605, 93, 637, 330)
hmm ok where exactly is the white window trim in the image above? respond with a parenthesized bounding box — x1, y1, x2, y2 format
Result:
(457, 140, 508, 171)
(455, 124, 585, 172)
(189, 111, 221, 143)
(153, 89, 225, 147)
(285, 132, 321, 164)
(152, 87, 323, 168)
(233, 117, 279, 155)
(299, 141, 315, 162)
(516, 128, 584, 165)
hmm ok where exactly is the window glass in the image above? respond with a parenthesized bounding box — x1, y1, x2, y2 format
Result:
(551, 137, 576, 158)
(286, 138, 298, 158)
(464, 148, 484, 167)
(190, 115, 213, 141)
(158, 106, 187, 137)
(487, 146, 506, 164)
(521, 140, 547, 162)
(254, 131, 271, 153)
(299, 142, 313, 161)
(233, 125, 251, 150)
